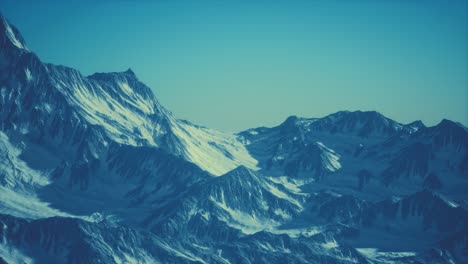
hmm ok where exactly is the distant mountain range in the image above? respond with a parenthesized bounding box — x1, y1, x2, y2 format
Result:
(0, 14, 467, 264)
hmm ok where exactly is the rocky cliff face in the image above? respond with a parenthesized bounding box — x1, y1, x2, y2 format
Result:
(0, 14, 467, 264)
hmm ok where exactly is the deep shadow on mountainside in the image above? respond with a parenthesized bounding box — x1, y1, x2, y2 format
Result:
(0, 14, 467, 264)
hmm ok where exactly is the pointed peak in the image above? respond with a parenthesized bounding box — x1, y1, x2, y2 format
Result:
(407, 120, 425, 128)
(215, 166, 262, 186)
(124, 68, 136, 76)
(283, 115, 299, 124)
(218, 165, 261, 181)
(280, 115, 301, 129)
(439, 119, 456, 126)
(278, 115, 313, 134)
(405, 120, 426, 133)
(0, 14, 29, 51)
(415, 118, 468, 147)
(226, 165, 256, 176)
(436, 119, 465, 130)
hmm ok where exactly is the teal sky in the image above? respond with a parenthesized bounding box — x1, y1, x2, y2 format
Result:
(2, 0, 467, 131)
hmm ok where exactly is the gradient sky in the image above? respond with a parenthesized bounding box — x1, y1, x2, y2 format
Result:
(2, 0, 467, 131)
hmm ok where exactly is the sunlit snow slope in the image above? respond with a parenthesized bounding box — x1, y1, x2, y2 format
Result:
(0, 13, 467, 264)
(0, 15, 256, 176)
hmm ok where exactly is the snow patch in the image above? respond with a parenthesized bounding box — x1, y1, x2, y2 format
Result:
(322, 239, 338, 249)
(268, 176, 304, 193)
(209, 190, 279, 234)
(157, 241, 207, 264)
(25, 68, 32, 81)
(264, 181, 303, 209)
(269, 226, 323, 238)
(356, 248, 417, 262)
(317, 141, 341, 172)
(0, 243, 33, 264)
(273, 208, 292, 220)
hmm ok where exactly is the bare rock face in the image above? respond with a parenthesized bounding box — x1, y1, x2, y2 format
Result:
(0, 14, 467, 264)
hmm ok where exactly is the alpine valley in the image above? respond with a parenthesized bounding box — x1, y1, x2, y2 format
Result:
(0, 15, 467, 264)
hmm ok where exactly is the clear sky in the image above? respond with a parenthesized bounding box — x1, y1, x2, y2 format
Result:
(2, 0, 467, 131)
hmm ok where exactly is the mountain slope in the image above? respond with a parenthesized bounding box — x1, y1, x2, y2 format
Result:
(0, 15, 256, 176)
(147, 166, 308, 240)
(240, 112, 468, 200)
(0, 13, 467, 264)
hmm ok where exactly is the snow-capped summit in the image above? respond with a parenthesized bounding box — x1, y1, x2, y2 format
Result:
(87, 68, 155, 101)
(1, 14, 467, 264)
(45, 63, 171, 146)
(0, 16, 257, 176)
(0, 14, 29, 52)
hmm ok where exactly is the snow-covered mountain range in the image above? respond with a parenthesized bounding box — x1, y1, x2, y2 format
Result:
(0, 14, 467, 263)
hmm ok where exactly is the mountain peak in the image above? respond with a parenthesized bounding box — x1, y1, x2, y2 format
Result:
(223, 165, 256, 177)
(431, 119, 467, 134)
(413, 118, 468, 149)
(311, 110, 404, 137)
(88, 68, 139, 81)
(0, 15, 28, 51)
(323, 110, 392, 126)
(407, 120, 425, 128)
(438, 119, 462, 128)
(125, 68, 136, 76)
(210, 166, 262, 190)
(332, 110, 384, 119)
(281, 115, 299, 127)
